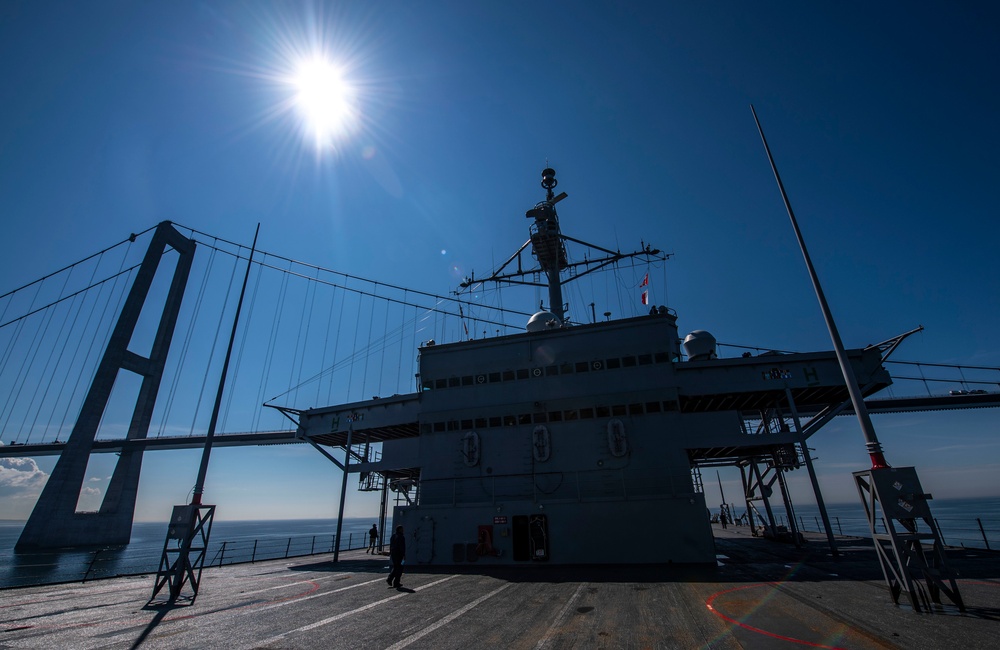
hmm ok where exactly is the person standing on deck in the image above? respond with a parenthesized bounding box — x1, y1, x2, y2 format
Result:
(367, 524, 379, 554)
(387, 525, 405, 588)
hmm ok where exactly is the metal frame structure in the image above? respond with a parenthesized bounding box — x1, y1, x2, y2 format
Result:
(149, 504, 216, 604)
(854, 467, 965, 612)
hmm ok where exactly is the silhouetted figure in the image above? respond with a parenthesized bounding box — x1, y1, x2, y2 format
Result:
(387, 525, 405, 588)
(367, 524, 378, 554)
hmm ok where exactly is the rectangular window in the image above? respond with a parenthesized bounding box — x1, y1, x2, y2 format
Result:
(475, 418, 487, 428)
(489, 416, 502, 427)
(580, 407, 594, 419)
(433, 422, 446, 432)
(596, 406, 611, 418)
(637, 354, 653, 365)
(564, 410, 578, 421)
(533, 412, 548, 423)
(560, 363, 574, 374)
(435, 379, 447, 389)
(654, 352, 670, 363)
(546, 365, 559, 376)
(575, 361, 590, 373)
(622, 356, 637, 367)
(548, 411, 563, 422)
(606, 357, 621, 369)
(461, 376, 474, 386)
(489, 372, 501, 383)
(461, 419, 473, 429)
(516, 368, 530, 380)
(502, 370, 516, 381)
(448, 377, 460, 388)
(645, 401, 662, 413)
(628, 403, 643, 415)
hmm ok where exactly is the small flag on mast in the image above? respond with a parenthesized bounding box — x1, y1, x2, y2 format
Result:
(640, 273, 649, 287)
(641, 290, 648, 305)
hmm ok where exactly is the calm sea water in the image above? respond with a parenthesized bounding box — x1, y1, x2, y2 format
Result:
(724, 496, 1000, 549)
(2, 498, 997, 589)
(0, 517, 381, 589)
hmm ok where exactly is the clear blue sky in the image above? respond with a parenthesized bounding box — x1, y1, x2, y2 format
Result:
(1, 1, 998, 521)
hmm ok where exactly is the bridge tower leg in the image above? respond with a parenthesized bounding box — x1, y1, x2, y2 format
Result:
(16, 222, 195, 550)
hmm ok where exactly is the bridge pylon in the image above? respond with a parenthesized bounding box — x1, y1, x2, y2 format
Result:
(16, 222, 195, 550)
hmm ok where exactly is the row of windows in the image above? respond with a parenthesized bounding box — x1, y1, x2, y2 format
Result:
(421, 351, 676, 391)
(421, 399, 680, 434)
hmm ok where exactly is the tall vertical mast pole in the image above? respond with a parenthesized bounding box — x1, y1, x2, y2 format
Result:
(192, 223, 261, 505)
(750, 106, 888, 469)
(527, 168, 568, 322)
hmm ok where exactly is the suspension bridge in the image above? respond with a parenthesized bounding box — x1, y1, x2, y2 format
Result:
(1, 221, 998, 549)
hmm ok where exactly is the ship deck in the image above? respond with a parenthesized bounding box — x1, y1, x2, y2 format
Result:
(2, 527, 998, 649)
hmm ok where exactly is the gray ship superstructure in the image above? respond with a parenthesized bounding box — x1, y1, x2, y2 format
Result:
(295, 169, 891, 566)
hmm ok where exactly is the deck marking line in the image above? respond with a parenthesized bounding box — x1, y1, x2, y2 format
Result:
(256, 576, 387, 611)
(385, 582, 512, 650)
(258, 575, 458, 644)
(534, 583, 588, 650)
(239, 572, 350, 596)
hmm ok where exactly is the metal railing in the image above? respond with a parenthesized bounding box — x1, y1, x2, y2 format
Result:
(1, 532, 370, 590)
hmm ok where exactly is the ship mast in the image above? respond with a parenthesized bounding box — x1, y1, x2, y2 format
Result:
(527, 168, 569, 321)
(459, 168, 669, 325)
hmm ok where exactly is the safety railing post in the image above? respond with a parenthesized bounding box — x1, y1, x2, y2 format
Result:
(978, 518, 991, 550)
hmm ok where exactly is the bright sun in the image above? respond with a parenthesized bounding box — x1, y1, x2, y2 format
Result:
(291, 56, 355, 149)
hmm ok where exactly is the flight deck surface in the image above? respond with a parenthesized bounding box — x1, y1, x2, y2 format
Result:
(2, 526, 997, 649)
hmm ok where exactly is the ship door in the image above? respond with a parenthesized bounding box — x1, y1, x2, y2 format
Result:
(529, 514, 549, 561)
(512, 514, 550, 561)
(512, 515, 530, 561)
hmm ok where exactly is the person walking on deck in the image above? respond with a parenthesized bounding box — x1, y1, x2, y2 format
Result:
(387, 525, 405, 588)
(367, 524, 378, 554)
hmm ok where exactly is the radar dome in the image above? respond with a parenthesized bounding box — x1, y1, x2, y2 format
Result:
(682, 330, 718, 361)
(526, 311, 561, 332)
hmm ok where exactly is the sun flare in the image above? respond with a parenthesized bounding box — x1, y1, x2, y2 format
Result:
(290, 56, 356, 149)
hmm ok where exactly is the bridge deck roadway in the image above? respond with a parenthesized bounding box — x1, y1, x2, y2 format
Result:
(1, 527, 998, 649)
